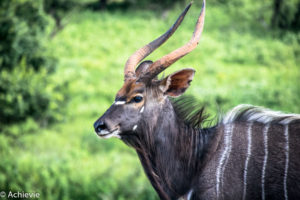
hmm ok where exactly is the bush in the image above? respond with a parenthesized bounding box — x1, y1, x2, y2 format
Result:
(0, 60, 69, 131)
(271, 0, 300, 31)
(0, 0, 55, 72)
(0, 0, 69, 130)
(207, 0, 300, 32)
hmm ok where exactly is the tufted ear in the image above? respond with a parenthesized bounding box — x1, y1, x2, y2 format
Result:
(160, 68, 195, 97)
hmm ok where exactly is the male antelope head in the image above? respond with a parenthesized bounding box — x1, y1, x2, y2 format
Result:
(94, 1, 205, 140)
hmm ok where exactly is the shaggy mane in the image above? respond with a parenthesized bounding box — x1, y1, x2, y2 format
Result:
(222, 104, 300, 125)
(171, 96, 210, 128)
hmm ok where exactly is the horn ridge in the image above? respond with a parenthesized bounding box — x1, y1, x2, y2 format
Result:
(124, 2, 193, 80)
(144, 0, 206, 80)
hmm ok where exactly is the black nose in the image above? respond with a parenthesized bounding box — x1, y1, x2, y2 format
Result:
(94, 120, 107, 133)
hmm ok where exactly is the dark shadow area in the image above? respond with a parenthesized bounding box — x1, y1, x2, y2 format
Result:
(85, 0, 132, 11)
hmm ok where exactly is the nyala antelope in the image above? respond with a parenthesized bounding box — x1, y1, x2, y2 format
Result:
(93, 1, 300, 199)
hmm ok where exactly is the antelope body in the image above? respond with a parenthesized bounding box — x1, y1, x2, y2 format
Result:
(93, 1, 300, 199)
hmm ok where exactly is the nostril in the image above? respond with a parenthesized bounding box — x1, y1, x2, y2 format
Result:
(95, 121, 107, 133)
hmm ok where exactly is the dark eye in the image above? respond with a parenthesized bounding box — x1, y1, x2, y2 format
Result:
(132, 96, 143, 103)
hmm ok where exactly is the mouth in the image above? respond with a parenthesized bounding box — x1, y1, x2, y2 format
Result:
(96, 129, 120, 139)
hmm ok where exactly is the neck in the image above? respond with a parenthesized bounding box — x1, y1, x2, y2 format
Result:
(124, 100, 216, 199)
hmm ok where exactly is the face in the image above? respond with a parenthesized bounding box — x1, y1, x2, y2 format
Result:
(93, 68, 195, 139)
(93, 79, 149, 138)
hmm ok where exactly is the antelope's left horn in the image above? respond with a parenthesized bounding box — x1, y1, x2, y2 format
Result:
(143, 0, 206, 80)
(123, 3, 192, 80)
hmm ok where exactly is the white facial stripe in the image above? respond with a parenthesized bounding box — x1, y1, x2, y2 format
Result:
(283, 125, 289, 200)
(133, 125, 137, 131)
(115, 101, 126, 105)
(216, 124, 233, 199)
(261, 124, 270, 200)
(140, 106, 144, 113)
(243, 122, 253, 200)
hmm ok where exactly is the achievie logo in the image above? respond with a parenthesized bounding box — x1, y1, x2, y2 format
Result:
(0, 191, 40, 199)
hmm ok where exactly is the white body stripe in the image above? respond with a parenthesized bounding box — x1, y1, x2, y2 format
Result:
(284, 125, 289, 200)
(220, 124, 234, 193)
(242, 122, 253, 200)
(216, 124, 234, 199)
(220, 105, 298, 199)
(261, 124, 270, 200)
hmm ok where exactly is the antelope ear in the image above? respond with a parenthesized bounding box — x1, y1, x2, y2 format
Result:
(160, 68, 195, 97)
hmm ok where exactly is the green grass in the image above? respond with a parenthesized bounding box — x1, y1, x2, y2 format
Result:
(1, 3, 300, 199)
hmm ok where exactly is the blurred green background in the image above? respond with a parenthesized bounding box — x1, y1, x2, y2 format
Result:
(0, 0, 299, 199)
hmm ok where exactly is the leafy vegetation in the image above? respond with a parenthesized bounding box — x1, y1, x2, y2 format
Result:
(0, 60, 68, 129)
(43, 0, 81, 38)
(0, 0, 53, 71)
(1, 1, 299, 199)
(0, 0, 69, 130)
(271, 0, 300, 31)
